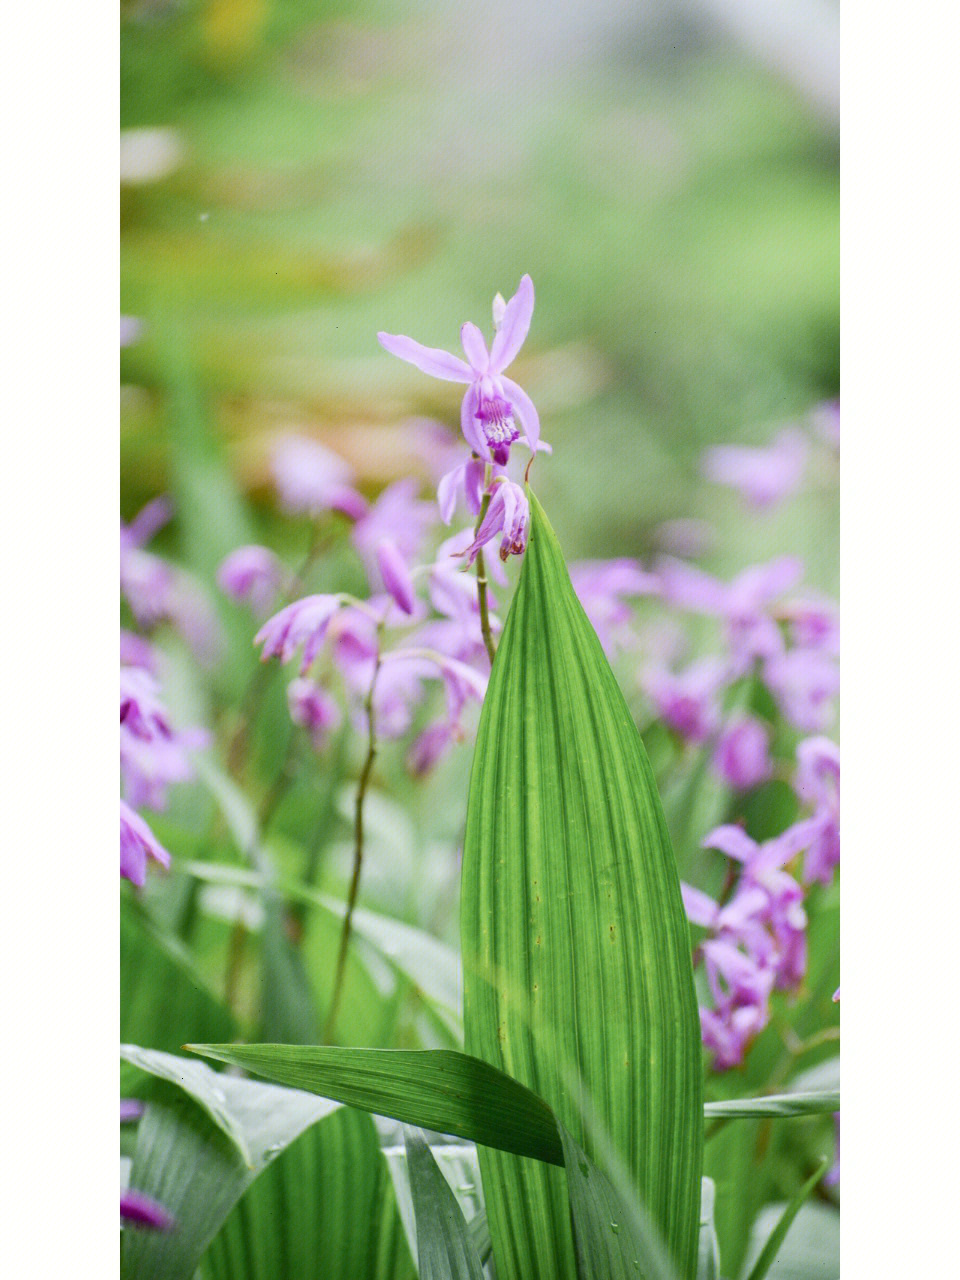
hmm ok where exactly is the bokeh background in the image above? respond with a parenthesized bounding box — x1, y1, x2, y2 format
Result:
(121, 6, 839, 1273)
(121, 0, 838, 583)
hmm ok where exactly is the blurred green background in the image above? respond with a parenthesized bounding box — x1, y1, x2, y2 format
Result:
(120, 0, 838, 589)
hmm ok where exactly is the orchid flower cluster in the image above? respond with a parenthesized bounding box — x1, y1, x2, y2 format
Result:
(220, 278, 545, 774)
(558, 407, 839, 1070)
(120, 505, 211, 890)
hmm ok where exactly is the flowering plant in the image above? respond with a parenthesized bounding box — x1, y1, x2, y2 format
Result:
(120, 281, 838, 1280)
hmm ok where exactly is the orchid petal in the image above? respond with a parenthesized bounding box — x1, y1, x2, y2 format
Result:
(460, 383, 489, 458)
(437, 465, 461, 525)
(702, 823, 758, 863)
(680, 881, 719, 928)
(499, 375, 540, 451)
(489, 274, 534, 372)
(377, 332, 472, 383)
(460, 322, 489, 373)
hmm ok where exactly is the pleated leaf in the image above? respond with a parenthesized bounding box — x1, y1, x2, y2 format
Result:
(404, 1129, 486, 1280)
(200, 1108, 416, 1280)
(188, 1043, 564, 1165)
(120, 1049, 338, 1280)
(461, 493, 703, 1279)
(189, 1042, 678, 1279)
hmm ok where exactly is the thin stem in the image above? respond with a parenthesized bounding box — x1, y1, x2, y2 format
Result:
(474, 472, 497, 666)
(323, 622, 384, 1041)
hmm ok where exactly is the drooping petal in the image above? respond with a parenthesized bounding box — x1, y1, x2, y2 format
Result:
(436, 465, 462, 525)
(460, 322, 489, 373)
(377, 332, 473, 383)
(375, 537, 417, 614)
(489, 274, 534, 372)
(463, 486, 506, 565)
(459, 383, 489, 458)
(498, 375, 540, 451)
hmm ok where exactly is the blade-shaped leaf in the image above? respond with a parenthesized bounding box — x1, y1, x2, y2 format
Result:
(200, 1108, 416, 1280)
(404, 1129, 486, 1280)
(558, 1124, 680, 1280)
(703, 1091, 839, 1120)
(187, 1043, 564, 1165)
(120, 1048, 338, 1280)
(461, 492, 703, 1278)
(742, 1158, 830, 1280)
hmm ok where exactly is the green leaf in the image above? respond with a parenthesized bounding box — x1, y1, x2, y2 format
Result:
(120, 1048, 338, 1280)
(742, 1158, 830, 1280)
(697, 1178, 721, 1280)
(121, 898, 237, 1054)
(200, 1108, 416, 1280)
(121, 1044, 254, 1166)
(704, 1092, 839, 1120)
(558, 1124, 680, 1280)
(461, 493, 703, 1279)
(404, 1129, 486, 1280)
(187, 1043, 564, 1166)
(740, 1203, 839, 1280)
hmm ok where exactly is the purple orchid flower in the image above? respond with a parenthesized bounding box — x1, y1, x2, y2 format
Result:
(120, 1099, 144, 1123)
(120, 799, 170, 887)
(271, 434, 367, 521)
(463, 479, 530, 565)
(713, 715, 772, 791)
(120, 629, 157, 673)
(437, 456, 489, 526)
(795, 736, 840, 884)
(643, 658, 726, 743)
(352, 478, 437, 585)
(254, 594, 341, 674)
(702, 427, 809, 509)
(570, 559, 659, 657)
(287, 678, 342, 751)
(375, 538, 417, 615)
(763, 647, 840, 732)
(378, 275, 540, 464)
(217, 545, 284, 615)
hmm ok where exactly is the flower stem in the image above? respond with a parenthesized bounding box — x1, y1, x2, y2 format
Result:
(323, 624, 383, 1041)
(474, 474, 497, 666)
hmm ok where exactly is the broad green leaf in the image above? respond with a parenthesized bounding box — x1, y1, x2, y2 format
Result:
(121, 898, 237, 1054)
(704, 1091, 839, 1120)
(742, 1158, 830, 1280)
(461, 493, 703, 1279)
(404, 1129, 486, 1280)
(200, 1108, 416, 1280)
(558, 1124, 680, 1280)
(121, 1044, 253, 1166)
(120, 1049, 338, 1280)
(187, 1043, 565, 1166)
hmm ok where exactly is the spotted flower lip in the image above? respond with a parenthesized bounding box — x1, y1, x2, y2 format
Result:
(378, 275, 540, 463)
